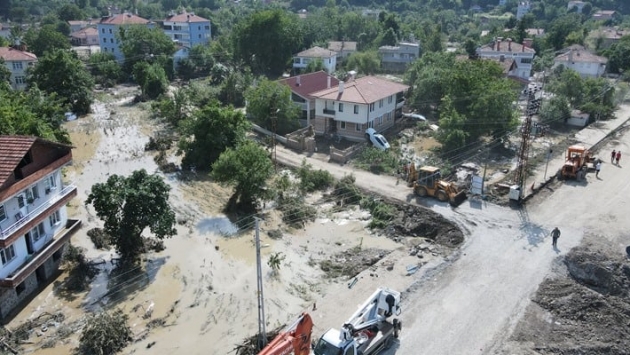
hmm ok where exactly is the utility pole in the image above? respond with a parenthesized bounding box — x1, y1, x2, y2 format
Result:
(255, 218, 267, 350)
(514, 87, 542, 198)
(543, 148, 552, 181)
(271, 108, 278, 173)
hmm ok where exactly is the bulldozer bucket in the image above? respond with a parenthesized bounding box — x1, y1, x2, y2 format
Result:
(449, 191, 467, 207)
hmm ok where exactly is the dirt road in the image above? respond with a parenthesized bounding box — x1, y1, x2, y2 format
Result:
(274, 133, 630, 354)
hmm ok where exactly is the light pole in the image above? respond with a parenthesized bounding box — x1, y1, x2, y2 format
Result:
(543, 148, 552, 181)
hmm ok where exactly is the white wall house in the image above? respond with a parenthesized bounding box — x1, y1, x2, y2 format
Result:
(0, 47, 37, 90)
(0, 136, 81, 319)
(278, 71, 340, 127)
(310, 76, 409, 141)
(378, 42, 420, 72)
(293, 46, 337, 74)
(553, 45, 608, 78)
(477, 37, 536, 81)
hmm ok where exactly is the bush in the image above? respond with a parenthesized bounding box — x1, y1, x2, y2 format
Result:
(332, 174, 363, 205)
(360, 197, 396, 229)
(62, 244, 97, 292)
(78, 309, 132, 355)
(297, 160, 334, 193)
(277, 196, 317, 227)
(87, 228, 110, 250)
(354, 147, 398, 175)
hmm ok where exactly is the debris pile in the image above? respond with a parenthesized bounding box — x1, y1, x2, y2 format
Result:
(233, 325, 284, 355)
(320, 248, 389, 279)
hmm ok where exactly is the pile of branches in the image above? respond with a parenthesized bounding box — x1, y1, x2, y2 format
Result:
(233, 325, 284, 355)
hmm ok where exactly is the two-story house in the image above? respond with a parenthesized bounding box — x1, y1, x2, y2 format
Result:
(590, 27, 629, 49)
(310, 76, 409, 141)
(0, 47, 37, 90)
(477, 37, 536, 80)
(553, 45, 608, 78)
(68, 20, 93, 33)
(378, 42, 420, 72)
(278, 71, 340, 127)
(97, 12, 152, 61)
(70, 27, 99, 46)
(327, 41, 357, 62)
(0, 136, 81, 319)
(293, 47, 337, 74)
(162, 11, 211, 48)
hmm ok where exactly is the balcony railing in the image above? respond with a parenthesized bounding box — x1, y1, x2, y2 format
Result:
(0, 184, 76, 240)
(323, 108, 336, 115)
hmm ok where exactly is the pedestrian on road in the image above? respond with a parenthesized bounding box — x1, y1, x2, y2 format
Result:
(616, 151, 621, 166)
(551, 227, 561, 247)
(611, 150, 616, 163)
(595, 161, 601, 177)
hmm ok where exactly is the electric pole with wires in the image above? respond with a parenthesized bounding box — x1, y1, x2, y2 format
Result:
(513, 86, 543, 200)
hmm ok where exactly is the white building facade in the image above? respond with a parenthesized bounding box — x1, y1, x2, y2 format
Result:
(553, 45, 608, 78)
(477, 38, 536, 80)
(0, 47, 37, 90)
(293, 46, 337, 74)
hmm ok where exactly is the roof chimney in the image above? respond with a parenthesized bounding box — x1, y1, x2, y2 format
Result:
(327, 76, 331, 89)
(507, 38, 512, 51)
(338, 81, 344, 94)
(296, 75, 301, 86)
(569, 49, 574, 62)
(496, 38, 502, 51)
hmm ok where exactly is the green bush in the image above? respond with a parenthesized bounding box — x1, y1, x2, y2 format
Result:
(354, 147, 398, 175)
(79, 309, 132, 355)
(360, 197, 396, 229)
(297, 159, 334, 193)
(332, 174, 363, 205)
(277, 196, 317, 227)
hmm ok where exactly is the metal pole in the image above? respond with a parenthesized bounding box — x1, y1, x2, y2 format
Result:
(543, 148, 552, 181)
(255, 218, 267, 350)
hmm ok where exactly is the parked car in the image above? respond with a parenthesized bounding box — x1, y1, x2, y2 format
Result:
(365, 128, 390, 151)
(402, 113, 426, 121)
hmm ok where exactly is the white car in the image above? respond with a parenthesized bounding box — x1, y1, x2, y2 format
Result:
(365, 128, 390, 151)
(402, 113, 426, 121)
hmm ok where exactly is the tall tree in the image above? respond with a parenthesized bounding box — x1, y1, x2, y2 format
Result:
(24, 25, 71, 56)
(89, 52, 123, 88)
(345, 51, 380, 75)
(211, 140, 274, 211)
(86, 170, 177, 262)
(436, 95, 468, 154)
(119, 25, 176, 74)
(57, 4, 86, 21)
(233, 9, 303, 75)
(28, 49, 94, 115)
(178, 103, 250, 170)
(245, 79, 300, 134)
(133, 61, 169, 100)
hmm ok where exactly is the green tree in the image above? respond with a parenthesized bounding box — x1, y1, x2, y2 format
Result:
(219, 68, 252, 107)
(378, 27, 398, 47)
(89, 52, 123, 87)
(119, 25, 176, 74)
(57, 3, 86, 21)
(344, 51, 380, 75)
(436, 95, 468, 154)
(267, 252, 286, 276)
(133, 61, 169, 100)
(464, 38, 477, 57)
(178, 103, 250, 170)
(603, 36, 630, 74)
(28, 49, 94, 115)
(245, 79, 300, 134)
(152, 89, 190, 127)
(547, 69, 584, 107)
(545, 14, 583, 50)
(86, 169, 177, 262)
(304, 58, 326, 73)
(211, 140, 274, 211)
(233, 9, 303, 75)
(0, 59, 10, 89)
(540, 95, 571, 124)
(24, 25, 71, 56)
(78, 310, 132, 355)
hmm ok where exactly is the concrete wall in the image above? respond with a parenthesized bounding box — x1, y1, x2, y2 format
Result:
(0, 272, 38, 318)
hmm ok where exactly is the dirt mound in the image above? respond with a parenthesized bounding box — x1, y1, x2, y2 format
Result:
(320, 248, 389, 279)
(510, 240, 630, 355)
(382, 204, 464, 248)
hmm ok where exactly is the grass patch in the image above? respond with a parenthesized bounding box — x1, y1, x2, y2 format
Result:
(354, 147, 399, 175)
(360, 197, 397, 229)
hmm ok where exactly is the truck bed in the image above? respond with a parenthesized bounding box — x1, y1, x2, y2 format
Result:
(356, 322, 394, 355)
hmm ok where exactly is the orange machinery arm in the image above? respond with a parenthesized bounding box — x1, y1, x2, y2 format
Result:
(258, 313, 313, 355)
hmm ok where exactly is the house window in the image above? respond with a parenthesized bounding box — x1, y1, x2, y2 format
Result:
(101, 28, 105, 33)
(367, 121, 374, 128)
(386, 112, 392, 121)
(339, 121, 346, 130)
(25, 186, 39, 203)
(12, 62, 23, 70)
(0, 205, 6, 222)
(521, 58, 532, 64)
(30, 223, 45, 242)
(388, 95, 393, 104)
(339, 103, 344, 112)
(379, 99, 383, 108)
(369, 103, 375, 112)
(49, 210, 61, 227)
(15, 76, 25, 85)
(355, 123, 362, 131)
(110, 38, 114, 43)
(108, 28, 112, 34)
(354, 105, 359, 114)
(293, 58, 301, 64)
(17, 194, 25, 209)
(377, 116, 383, 125)
(0, 245, 16, 265)
(198, 26, 201, 30)
(102, 37, 106, 43)
(198, 34, 201, 38)
(44, 175, 57, 193)
(205, 25, 210, 30)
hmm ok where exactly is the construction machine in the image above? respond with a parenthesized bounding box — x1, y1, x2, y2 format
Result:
(407, 164, 467, 207)
(258, 313, 313, 355)
(559, 145, 596, 180)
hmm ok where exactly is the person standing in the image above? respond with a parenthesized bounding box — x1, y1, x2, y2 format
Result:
(616, 151, 621, 165)
(611, 150, 616, 163)
(595, 161, 601, 177)
(551, 227, 561, 247)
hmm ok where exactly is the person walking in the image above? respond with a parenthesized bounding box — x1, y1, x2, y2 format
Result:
(551, 227, 561, 247)
(595, 161, 601, 177)
(616, 151, 621, 166)
(611, 150, 616, 163)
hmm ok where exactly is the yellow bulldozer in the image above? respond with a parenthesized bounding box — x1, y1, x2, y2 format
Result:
(407, 164, 467, 207)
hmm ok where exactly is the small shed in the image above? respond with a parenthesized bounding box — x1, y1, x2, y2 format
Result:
(567, 110, 590, 127)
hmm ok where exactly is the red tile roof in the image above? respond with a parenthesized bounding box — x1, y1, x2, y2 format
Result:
(165, 11, 209, 23)
(311, 76, 409, 104)
(70, 27, 98, 38)
(0, 47, 37, 62)
(99, 13, 149, 25)
(0, 136, 37, 186)
(278, 71, 340, 99)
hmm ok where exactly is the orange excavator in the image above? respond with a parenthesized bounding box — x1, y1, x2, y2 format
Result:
(258, 313, 313, 355)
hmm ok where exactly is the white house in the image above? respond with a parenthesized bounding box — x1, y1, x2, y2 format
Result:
(516, 1, 531, 20)
(553, 45, 608, 78)
(293, 46, 337, 74)
(328, 41, 357, 61)
(161, 11, 211, 48)
(310, 76, 409, 141)
(477, 37, 536, 81)
(0, 136, 81, 319)
(378, 42, 420, 72)
(278, 71, 340, 127)
(0, 47, 37, 90)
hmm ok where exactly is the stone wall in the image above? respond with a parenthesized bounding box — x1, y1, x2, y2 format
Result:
(0, 272, 38, 319)
(286, 125, 316, 153)
(330, 143, 367, 164)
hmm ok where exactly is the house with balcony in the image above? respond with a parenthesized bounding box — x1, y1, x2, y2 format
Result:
(293, 47, 337, 74)
(278, 71, 340, 127)
(590, 27, 630, 49)
(310, 76, 409, 141)
(0, 136, 81, 319)
(553, 45, 608, 78)
(70, 27, 99, 46)
(477, 37, 536, 81)
(162, 11, 211, 48)
(378, 42, 420, 72)
(97, 12, 152, 61)
(0, 47, 37, 90)
(327, 41, 357, 62)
